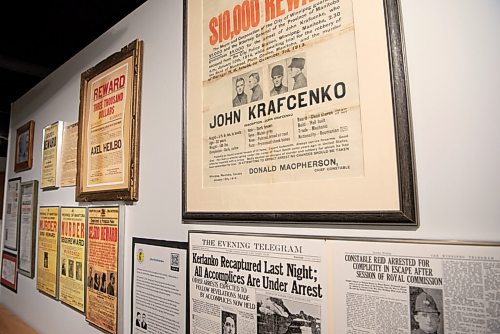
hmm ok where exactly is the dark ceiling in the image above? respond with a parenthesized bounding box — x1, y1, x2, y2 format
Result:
(0, 0, 148, 157)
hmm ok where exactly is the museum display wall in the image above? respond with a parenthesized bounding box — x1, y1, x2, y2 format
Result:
(1, 0, 499, 333)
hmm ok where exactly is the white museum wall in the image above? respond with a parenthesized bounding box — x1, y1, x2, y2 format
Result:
(1, 0, 499, 333)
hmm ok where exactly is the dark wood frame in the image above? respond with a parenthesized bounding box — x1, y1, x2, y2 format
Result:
(76, 40, 143, 202)
(14, 120, 35, 172)
(18, 180, 38, 278)
(182, 0, 417, 226)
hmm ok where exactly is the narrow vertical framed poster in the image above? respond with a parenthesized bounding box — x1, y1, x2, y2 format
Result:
(37, 206, 60, 299)
(86, 206, 119, 334)
(18, 180, 38, 278)
(76, 40, 143, 202)
(183, 0, 417, 225)
(41, 121, 64, 189)
(3, 177, 21, 251)
(59, 207, 87, 313)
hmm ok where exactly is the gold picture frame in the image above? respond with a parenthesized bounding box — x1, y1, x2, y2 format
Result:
(76, 40, 143, 202)
(14, 120, 35, 172)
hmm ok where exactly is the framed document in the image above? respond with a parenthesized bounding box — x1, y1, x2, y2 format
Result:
(183, 0, 417, 225)
(59, 207, 87, 313)
(1, 251, 18, 293)
(37, 206, 60, 299)
(86, 206, 119, 333)
(3, 177, 21, 250)
(14, 120, 35, 172)
(18, 180, 38, 278)
(189, 231, 499, 334)
(41, 121, 64, 189)
(60, 122, 79, 187)
(76, 40, 143, 202)
(131, 238, 188, 334)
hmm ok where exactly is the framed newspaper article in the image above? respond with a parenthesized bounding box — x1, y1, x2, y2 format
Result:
(14, 120, 35, 172)
(18, 180, 38, 278)
(76, 40, 143, 202)
(183, 0, 417, 225)
(188, 231, 500, 334)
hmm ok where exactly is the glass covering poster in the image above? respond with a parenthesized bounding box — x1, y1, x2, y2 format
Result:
(86, 207, 119, 334)
(37, 206, 60, 298)
(201, 0, 362, 187)
(59, 207, 86, 312)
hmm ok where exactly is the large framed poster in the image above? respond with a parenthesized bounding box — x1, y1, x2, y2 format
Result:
(76, 40, 143, 202)
(86, 206, 119, 334)
(131, 238, 188, 334)
(18, 180, 38, 278)
(41, 121, 64, 189)
(59, 207, 87, 313)
(183, 0, 417, 225)
(3, 177, 21, 250)
(37, 206, 60, 299)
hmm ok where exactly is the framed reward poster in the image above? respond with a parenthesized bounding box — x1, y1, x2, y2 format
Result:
(59, 207, 87, 313)
(76, 40, 143, 202)
(37, 206, 60, 299)
(41, 121, 64, 189)
(14, 120, 35, 172)
(183, 0, 417, 225)
(86, 206, 119, 334)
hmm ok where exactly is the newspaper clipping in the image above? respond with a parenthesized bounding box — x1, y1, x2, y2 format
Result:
(132, 240, 188, 334)
(60, 122, 78, 187)
(86, 207, 119, 333)
(330, 240, 500, 334)
(37, 206, 60, 298)
(202, 0, 362, 187)
(59, 207, 86, 312)
(190, 232, 326, 334)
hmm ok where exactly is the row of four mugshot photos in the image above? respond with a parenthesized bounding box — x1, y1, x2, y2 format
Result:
(231, 54, 308, 107)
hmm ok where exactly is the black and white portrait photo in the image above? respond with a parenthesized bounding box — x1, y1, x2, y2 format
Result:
(222, 310, 237, 334)
(269, 60, 289, 97)
(409, 287, 444, 334)
(287, 54, 307, 90)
